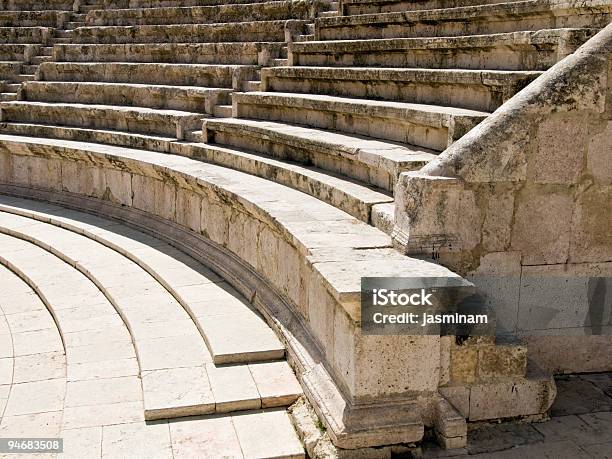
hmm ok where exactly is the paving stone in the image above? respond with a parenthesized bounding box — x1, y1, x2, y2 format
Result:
(206, 363, 261, 413)
(65, 339, 136, 364)
(467, 422, 544, 454)
(581, 441, 612, 458)
(11, 328, 63, 357)
(0, 411, 63, 437)
(580, 373, 612, 399)
(101, 421, 173, 459)
(141, 367, 215, 419)
(468, 440, 591, 459)
(62, 426, 103, 459)
(552, 376, 612, 416)
(64, 376, 142, 408)
(62, 401, 145, 430)
(533, 414, 610, 447)
(136, 335, 212, 371)
(3, 379, 65, 416)
(248, 361, 303, 408)
(12, 351, 66, 383)
(0, 358, 12, 386)
(66, 358, 140, 382)
(169, 414, 244, 459)
(232, 409, 305, 458)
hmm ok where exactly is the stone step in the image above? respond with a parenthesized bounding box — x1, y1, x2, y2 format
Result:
(86, 0, 321, 27)
(203, 117, 436, 192)
(54, 29, 72, 39)
(40, 46, 53, 56)
(290, 27, 598, 70)
(52, 37, 72, 44)
(318, 0, 611, 40)
(105, 0, 284, 7)
(213, 104, 233, 117)
(0, 11, 70, 28)
(0, 208, 300, 419)
(0, 27, 53, 44)
(296, 33, 315, 41)
(13, 74, 36, 83)
(0, 44, 38, 62)
(22, 81, 233, 113)
(38, 62, 259, 89)
(0, 61, 23, 76)
(0, 93, 18, 101)
(21, 64, 38, 74)
(244, 80, 262, 91)
(30, 55, 53, 64)
(0, 101, 207, 139)
(67, 22, 87, 29)
(4, 83, 21, 91)
(53, 42, 286, 66)
(183, 139, 394, 222)
(0, 196, 289, 367)
(261, 66, 542, 112)
(0, 122, 178, 152)
(270, 58, 289, 66)
(79, 4, 105, 12)
(318, 10, 338, 17)
(341, 0, 513, 15)
(231, 91, 488, 151)
(72, 13, 87, 21)
(71, 19, 307, 44)
(0, 0, 74, 10)
(371, 201, 394, 235)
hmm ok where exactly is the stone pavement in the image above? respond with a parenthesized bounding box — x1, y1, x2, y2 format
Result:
(422, 373, 612, 459)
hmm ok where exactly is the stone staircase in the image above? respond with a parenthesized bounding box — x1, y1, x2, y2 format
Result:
(0, 194, 305, 457)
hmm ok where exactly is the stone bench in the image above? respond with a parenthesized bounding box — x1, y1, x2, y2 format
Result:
(0, 26, 53, 44)
(0, 44, 42, 62)
(261, 66, 542, 112)
(231, 91, 488, 151)
(38, 62, 258, 90)
(0, 11, 70, 28)
(86, 0, 322, 26)
(339, 0, 508, 15)
(0, 61, 23, 78)
(289, 28, 598, 70)
(53, 42, 286, 66)
(22, 81, 233, 113)
(71, 20, 307, 44)
(203, 117, 436, 191)
(0, 101, 206, 139)
(321, 0, 611, 40)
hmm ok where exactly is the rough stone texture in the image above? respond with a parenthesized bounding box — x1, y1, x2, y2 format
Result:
(394, 24, 612, 372)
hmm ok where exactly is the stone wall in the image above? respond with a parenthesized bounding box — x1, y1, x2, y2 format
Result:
(394, 23, 612, 373)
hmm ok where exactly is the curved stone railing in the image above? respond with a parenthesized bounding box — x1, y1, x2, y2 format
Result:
(393, 23, 612, 371)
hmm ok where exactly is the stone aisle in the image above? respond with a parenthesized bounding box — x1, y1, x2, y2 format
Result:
(0, 194, 305, 458)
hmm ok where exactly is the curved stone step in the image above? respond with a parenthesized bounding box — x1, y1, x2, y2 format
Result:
(319, 0, 612, 40)
(261, 66, 542, 112)
(0, 195, 287, 366)
(86, 0, 320, 27)
(71, 19, 305, 44)
(39, 61, 258, 89)
(106, 0, 280, 7)
(232, 91, 488, 151)
(341, 0, 514, 15)
(289, 28, 598, 70)
(0, 213, 291, 420)
(203, 117, 435, 191)
(22, 81, 233, 113)
(0, 101, 207, 139)
(54, 42, 286, 66)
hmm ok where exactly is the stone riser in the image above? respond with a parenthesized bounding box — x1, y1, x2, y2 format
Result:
(0, 0, 73, 10)
(54, 42, 286, 66)
(39, 62, 258, 90)
(341, 0, 512, 15)
(0, 27, 52, 44)
(233, 94, 486, 151)
(86, 0, 320, 26)
(261, 70, 540, 112)
(22, 81, 232, 114)
(0, 45, 37, 62)
(105, 0, 279, 8)
(0, 103, 205, 139)
(320, 9, 610, 40)
(71, 20, 301, 44)
(0, 122, 176, 152)
(0, 62, 22, 78)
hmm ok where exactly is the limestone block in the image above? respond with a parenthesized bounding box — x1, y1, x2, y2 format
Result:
(228, 209, 258, 269)
(477, 345, 527, 381)
(534, 114, 588, 184)
(200, 194, 230, 246)
(450, 345, 478, 385)
(307, 275, 336, 358)
(511, 191, 572, 264)
(175, 187, 201, 234)
(587, 120, 612, 184)
(569, 186, 612, 263)
(103, 169, 132, 207)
